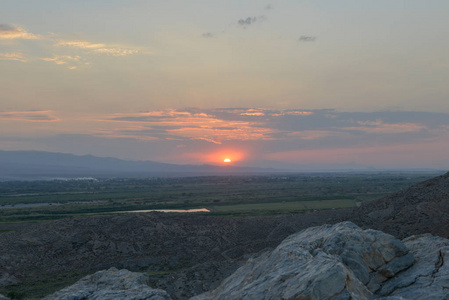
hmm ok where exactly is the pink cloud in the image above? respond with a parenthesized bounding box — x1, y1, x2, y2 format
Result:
(106, 109, 276, 143)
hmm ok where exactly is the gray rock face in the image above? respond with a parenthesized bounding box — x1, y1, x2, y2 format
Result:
(43, 268, 171, 300)
(378, 234, 449, 299)
(192, 222, 449, 300)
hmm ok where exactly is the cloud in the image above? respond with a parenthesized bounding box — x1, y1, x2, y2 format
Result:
(2, 107, 449, 167)
(104, 109, 276, 143)
(240, 112, 265, 116)
(272, 110, 315, 116)
(202, 32, 214, 38)
(238, 17, 256, 26)
(285, 130, 337, 140)
(0, 110, 59, 122)
(41, 55, 81, 65)
(0, 24, 40, 40)
(237, 16, 266, 27)
(54, 40, 105, 49)
(299, 36, 316, 42)
(93, 48, 138, 56)
(343, 120, 426, 134)
(240, 109, 265, 116)
(0, 24, 141, 69)
(265, 4, 273, 10)
(54, 39, 139, 56)
(98, 108, 449, 148)
(0, 52, 27, 62)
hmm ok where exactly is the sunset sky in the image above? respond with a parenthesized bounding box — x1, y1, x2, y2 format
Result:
(1, 0, 449, 170)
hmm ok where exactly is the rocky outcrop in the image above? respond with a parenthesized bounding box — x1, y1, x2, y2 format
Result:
(378, 234, 449, 299)
(192, 222, 449, 300)
(0, 294, 10, 300)
(43, 268, 171, 300)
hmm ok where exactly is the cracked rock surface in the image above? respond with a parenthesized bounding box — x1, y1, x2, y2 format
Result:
(377, 234, 449, 299)
(192, 222, 449, 300)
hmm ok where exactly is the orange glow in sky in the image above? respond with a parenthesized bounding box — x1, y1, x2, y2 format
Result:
(198, 149, 245, 165)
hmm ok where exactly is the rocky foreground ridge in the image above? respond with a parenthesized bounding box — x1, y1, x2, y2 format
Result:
(34, 222, 449, 300)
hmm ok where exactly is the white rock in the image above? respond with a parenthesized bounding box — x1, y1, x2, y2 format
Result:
(193, 222, 412, 300)
(193, 222, 449, 300)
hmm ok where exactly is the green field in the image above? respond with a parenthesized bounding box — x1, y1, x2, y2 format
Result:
(0, 172, 442, 223)
(211, 199, 355, 215)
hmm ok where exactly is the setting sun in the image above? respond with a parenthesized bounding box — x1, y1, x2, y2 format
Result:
(224, 158, 231, 163)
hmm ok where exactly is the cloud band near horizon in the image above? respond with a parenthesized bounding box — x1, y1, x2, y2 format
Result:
(1, 108, 449, 169)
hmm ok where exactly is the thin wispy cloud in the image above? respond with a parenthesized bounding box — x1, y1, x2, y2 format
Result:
(54, 40, 106, 49)
(285, 130, 337, 140)
(55, 40, 139, 56)
(93, 48, 138, 56)
(299, 36, 316, 42)
(0, 23, 141, 69)
(202, 32, 214, 38)
(344, 120, 426, 134)
(0, 52, 27, 62)
(41, 55, 82, 65)
(0, 24, 40, 40)
(0, 110, 59, 122)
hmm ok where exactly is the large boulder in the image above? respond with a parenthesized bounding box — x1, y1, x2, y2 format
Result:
(192, 222, 413, 300)
(193, 222, 449, 300)
(43, 268, 171, 300)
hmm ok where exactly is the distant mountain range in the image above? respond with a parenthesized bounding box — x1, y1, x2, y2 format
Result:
(0, 150, 280, 180)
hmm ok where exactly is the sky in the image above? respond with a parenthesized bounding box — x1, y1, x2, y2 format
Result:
(1, 0, 449, 170)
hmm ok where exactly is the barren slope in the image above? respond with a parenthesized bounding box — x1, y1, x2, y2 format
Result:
(351, 171, 449, 238)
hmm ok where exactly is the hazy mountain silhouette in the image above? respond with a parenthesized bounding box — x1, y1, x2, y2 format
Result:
(0, 150, 278, 180)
